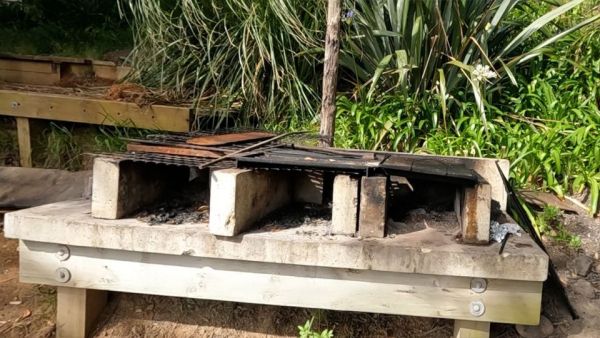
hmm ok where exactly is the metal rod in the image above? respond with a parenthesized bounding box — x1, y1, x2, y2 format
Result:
(198, 131, 307, 169)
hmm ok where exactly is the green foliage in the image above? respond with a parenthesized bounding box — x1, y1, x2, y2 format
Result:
(340, 0, 598, 119)
(335, 7, 600, 215)
(0, 0, 131, 58)
(122, 0, 325, 123)
(297, 317, 334, 338)
(41, 123, 83, 171)
(536, 205, 581, 248)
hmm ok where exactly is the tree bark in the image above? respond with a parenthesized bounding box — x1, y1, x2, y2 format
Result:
(319, 0, 341, 147)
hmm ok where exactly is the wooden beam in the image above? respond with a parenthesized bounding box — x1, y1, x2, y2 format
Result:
(56, 287, 107, 338)
(209, 169, 291, 236)
(20, 240, 544, 325)
(319, 0, 341, 147)
(126, 143, 223, 158)
(358, 176, 388, 238)
(186, 131, 274, 146)
(0, 90, 192, 132)
(91, 157, 190, 219)
(15, 117, 32, 167)
(453, 320, 490, 338)
(457, 181, 491, 244)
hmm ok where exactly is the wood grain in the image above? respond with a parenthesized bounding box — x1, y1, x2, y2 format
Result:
(186, 131, 274, 146)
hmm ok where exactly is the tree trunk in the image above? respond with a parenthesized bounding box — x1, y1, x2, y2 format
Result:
(319, 0, 341, 147)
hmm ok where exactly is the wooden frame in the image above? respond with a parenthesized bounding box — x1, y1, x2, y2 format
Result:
(5, 200, 548, 338)
(20, 240, 542, 338)
(0, 53, 131, 85)
(0, 89, 193, 167)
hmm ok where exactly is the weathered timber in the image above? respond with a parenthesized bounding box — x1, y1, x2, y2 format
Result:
(56, 287, 107, 338)
(331, 175, 359, 235)
(0, 54, 130, 84)
(186, 131, 274, 146)
(20, 240, 543, 325)
(358, 176, 388, 238)
(0, 90, 192, 132)
(15, 117, 32, 167)
(126, 143, 223, 158)
(91, 157, 189, 219)
(456, 181, 492, 244)
(453, 320, 491, 338)
(209, 169, 291, 236)
(318, 0, 341, 147)
(5, 200, 549, 281)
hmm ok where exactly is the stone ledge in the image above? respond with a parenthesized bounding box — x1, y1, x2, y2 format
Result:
(4, 199, 548, 281)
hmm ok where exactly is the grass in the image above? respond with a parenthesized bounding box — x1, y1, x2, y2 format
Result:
(537, 205, 582, 248)
(298, 316, 334, 338)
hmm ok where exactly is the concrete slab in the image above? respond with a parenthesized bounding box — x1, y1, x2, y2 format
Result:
(4, 200, 548, 282)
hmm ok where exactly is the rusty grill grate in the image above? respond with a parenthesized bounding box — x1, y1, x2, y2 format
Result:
(93, 152, 235, 169)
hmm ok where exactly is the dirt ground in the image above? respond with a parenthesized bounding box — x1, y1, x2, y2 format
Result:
(1, 211, 599, 337)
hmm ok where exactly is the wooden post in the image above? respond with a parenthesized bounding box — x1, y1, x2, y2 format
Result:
(16, 117, 32, 167)
(319, 0, 341, 147)
(56, 287, 107, 338)
(453, 320, 490, 338)
(358, 176, 388, 238)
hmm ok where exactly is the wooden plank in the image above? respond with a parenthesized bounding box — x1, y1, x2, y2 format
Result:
(458, 182, 491, 244)
(0, 69, 60, 85)
(20, 240, 544, 325)
(126, 143, 223, 158)
(56, 287, 107, 338)
(16, 117, 32, 167)
(186, 131, 274, 146)
(0, 53, 87, 64)
(91, 158, 190, 219)
(358, 176, 387, 238)
(209, 168, 291, 236)
(0, 90, 192, 132)
(93, 64, 131, 81)
(331, 175, 359, 235)
(0, 59, 55, 73)
(453, 320, 490, 338)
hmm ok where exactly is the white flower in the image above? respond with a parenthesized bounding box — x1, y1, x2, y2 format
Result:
(472, 64, 497, 82)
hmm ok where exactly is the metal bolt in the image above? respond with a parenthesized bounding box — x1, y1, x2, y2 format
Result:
(470, 278, 487, 293)
(470, 300, 485, 317)
(55, 267, 71, 283)
(55, 245, 70, 261)
(10, 101, 18, 109)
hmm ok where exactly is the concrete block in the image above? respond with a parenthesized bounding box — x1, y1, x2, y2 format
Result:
(91, 157, 189, 219)
(358, 176, 388, 238)
(209, 168, 291, 236)
(331, 175, 359, 235)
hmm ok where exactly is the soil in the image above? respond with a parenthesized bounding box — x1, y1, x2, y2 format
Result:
(1, 209, 599, 337)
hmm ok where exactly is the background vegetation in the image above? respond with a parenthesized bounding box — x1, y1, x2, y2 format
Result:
(0, 0, 598, 218)
(0, 0, 130, 58)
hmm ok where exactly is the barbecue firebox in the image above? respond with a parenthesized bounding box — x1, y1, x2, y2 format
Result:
(5, 130, 546, 338)
(90, 131, 507, 244)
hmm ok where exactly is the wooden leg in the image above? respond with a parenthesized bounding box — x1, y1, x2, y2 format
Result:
(453, 320, 490, 338)
(16, 117, 32, 167)
(56, 287, 107, 338)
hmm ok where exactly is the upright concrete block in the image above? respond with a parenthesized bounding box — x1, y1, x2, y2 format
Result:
(358, 176, 388, 238)
(91, 157, 189, 219)
(209, 168, 291, 236)
(331, 175, 359, 235)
